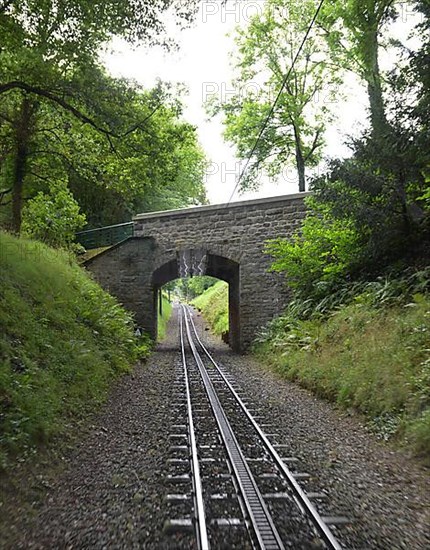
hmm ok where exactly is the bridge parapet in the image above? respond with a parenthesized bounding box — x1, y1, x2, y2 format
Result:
(133, 192, 308, 230)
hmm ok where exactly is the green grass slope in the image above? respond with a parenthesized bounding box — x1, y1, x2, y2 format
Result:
(0, 231, 146, 471)
(192, 280, 228, 335)
(157, 295, 173, 341)
(255, 295, 430, 458)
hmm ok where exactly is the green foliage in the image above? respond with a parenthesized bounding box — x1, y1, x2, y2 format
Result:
(134, 331, 153, 361)
(0, 231, 148, 471)
(186, 277, 218, 299)
(320, 0, 397, 79)
(192, 281, 229, 336)
(173, 276, 218, 301)
(298, 2, 429, 277)
(255, 283, 430, 457)
(419, 186, 430, 209)
(310, 131, 428, 266)
(256, 1, 430, 459)
(410, 1, 430, 127)
(0, 1, 204, 232)
(320, 0, 396, 138)
(388, 0, 430, 221)
(66, 85, 208, 228)
(406, 409, 430, 457)
(258, 268, 430, 337)
(267, 199, 362, 297)
(268, 129, 429, 298)
(0, 1, 198, 58)
(209, 0, 341, 192)
(157, 296, 173, 341)
(21, 179, 86, 249)
(0, 70, 208, 231)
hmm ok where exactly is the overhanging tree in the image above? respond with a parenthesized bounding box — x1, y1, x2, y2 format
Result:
(1, 73, 208, 230)
(0, 0, 200, 231)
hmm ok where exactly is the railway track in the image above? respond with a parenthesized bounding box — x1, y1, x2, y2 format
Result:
(164, 304, 344, 549)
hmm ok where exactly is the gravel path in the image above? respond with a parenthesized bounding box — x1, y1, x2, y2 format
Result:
(1, 305, 429, 549)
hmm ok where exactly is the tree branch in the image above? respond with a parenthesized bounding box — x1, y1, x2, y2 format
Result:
(376, 0, 396, 26)
(0, 81, 120, 139)
(315, 21, 367, 75)
(0, 81, 162, 160)
(122, 103, 162, 137)
(252, 148, 290, 167)
(36, 126, 66, 144)
(28, 171, 52, 183)
(305, 129, 323, 162)
(29, 149, 75, 167)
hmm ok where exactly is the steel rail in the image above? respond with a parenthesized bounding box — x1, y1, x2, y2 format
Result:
(182, 306, 284, 550)
(179, 313, 210, 550)
(185, 306, 342, 550)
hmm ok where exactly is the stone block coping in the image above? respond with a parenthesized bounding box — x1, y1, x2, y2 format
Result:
(133, 192, 311, 221)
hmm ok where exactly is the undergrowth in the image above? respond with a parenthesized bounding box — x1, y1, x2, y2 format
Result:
(254, 269, 430, 459)
(0, 231, 150, 472)
(192, 281, 228, 335)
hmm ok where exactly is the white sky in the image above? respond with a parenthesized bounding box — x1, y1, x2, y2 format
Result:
(103, 1, 421, 206)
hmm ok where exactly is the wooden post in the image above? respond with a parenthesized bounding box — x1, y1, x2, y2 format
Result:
(159, 288, 163, 316)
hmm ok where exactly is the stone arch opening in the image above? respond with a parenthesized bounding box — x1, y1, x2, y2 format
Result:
(151, 252, 240, 352)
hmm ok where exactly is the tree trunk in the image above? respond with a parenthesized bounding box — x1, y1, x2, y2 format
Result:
(12, 96, 33, 233)
(293, 125, 306, 192)
(365, 28, 389, 141)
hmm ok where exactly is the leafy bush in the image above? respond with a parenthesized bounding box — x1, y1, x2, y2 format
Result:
(0, 231, 149, 471)
(406, 409, 430, 457)
(257, 267, 430, 336)
(267, 199, 362, 298)
(267, 127, 429, 304)
(21, 179, 86, 250)
(309, 134, 429, 270)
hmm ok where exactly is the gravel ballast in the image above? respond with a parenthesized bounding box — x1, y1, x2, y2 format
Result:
(1, 305, 429, 549)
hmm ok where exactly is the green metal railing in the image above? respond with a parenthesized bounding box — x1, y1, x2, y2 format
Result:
(76, 222, 134, 250)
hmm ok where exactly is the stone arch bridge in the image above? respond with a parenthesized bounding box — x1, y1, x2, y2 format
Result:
(85, 193, 307, 351)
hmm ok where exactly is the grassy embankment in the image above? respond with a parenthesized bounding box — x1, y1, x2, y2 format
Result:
(254, 277, 430, 458)
(0, 231, 151, 472)
(193, 273, 430, 457)
(192, 280, 229, 335)
(157, 295, 173, 341)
